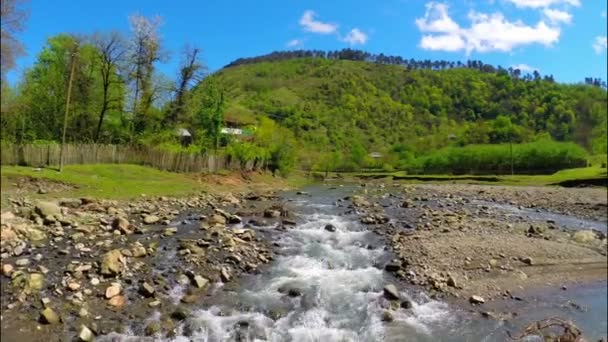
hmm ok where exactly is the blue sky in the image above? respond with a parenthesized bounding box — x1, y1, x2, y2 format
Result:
(7, 0, 607, 84)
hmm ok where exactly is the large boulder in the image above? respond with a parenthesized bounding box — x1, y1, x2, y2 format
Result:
(35, 201, 61, 217)
(100, 249, 124, 276)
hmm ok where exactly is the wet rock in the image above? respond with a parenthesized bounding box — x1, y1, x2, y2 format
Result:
(105, 284, 121, 299)
(282, 218, 297, 225)
(470, 295, 485, 304)
(100, 249, 124, 276)
(324, 224, 337, 232)
(352, 195, 371, 207)
(446, 274, 458, 288)
(208, 214, 227, 225)
(143, 215, 160, 225)
(39, 307, 61, 324)
(383, 284, 400, 300)
(381, 310, 394, 322)
(171, 307, 190, 321)
(112, 217, 131, 234)
(108, 295, 126, 307)
(13, 245, 24, 256)
(264, 209, 281, 218)
(400, 299, 413, 309)
(67, 282, 81, 291)
(192, 275, 209, 289)
(384, 262, 401, 272)
(78, 325, 95, 341)
(139, 282, 155, 297)
(145, 321, 161, 336)
(220, 267, 231, 282)
(163, 227, 178, 236)
(35, 201, 61, 217)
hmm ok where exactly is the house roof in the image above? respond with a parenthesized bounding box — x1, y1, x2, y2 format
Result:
(176, 128, 191, 137)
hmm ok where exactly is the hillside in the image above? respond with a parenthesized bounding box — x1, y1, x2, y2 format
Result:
(189, 56, 607, 164)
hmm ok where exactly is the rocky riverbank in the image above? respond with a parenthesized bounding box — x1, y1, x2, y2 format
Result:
(0, 191, 293, 341)
(345, 183, 607, 310)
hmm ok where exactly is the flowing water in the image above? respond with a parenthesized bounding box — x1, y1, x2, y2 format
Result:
(100, 185, 607, 342)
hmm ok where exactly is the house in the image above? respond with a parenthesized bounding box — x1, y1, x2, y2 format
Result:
(176, 128, 192, 146)
(369, 152, 383, 159)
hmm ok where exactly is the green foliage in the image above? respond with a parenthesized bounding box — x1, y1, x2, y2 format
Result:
(409, 140, 588, 175)
(194, 76, 225, 151)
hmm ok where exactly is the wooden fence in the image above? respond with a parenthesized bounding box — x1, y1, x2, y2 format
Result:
(0, 144, 261, 173)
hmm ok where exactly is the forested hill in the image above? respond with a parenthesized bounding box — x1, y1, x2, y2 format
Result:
(191, 53, 607, 158)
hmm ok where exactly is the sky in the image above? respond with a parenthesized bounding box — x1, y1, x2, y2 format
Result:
(6, 0, 608, 84)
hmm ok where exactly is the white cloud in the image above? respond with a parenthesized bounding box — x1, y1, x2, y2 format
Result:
(420, 34, 466, 51)
(543, 8, 572, 24)
(511, 63, 538, 72)
(593, 36, 607, 54)
(299, 10, 338, 34)
(342, 28, 368, 45)
(286, 39, 303, 48)
(415, 2, 460, 33)
(415, 2, 561, 54)
(505, 0, 580, 9)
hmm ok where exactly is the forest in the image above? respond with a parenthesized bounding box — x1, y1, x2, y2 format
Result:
(1, 7, 606, 175)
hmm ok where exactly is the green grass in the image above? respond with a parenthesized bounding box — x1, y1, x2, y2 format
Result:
(1, 164, 204, 200)
(340, 166, 608, 186)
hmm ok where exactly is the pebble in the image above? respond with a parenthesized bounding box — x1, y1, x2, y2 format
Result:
(15, 259, 30, 267)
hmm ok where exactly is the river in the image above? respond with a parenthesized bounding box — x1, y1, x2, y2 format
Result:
(100, 184, 607, 342)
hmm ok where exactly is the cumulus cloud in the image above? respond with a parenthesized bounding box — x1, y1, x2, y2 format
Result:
(543, 8, 572, 24)
(511, 63, 538, 72)
(342, 28, 368, 45)
(505, 0, 580, 9)
(286, 39, 303, 47)
(593, 36, 607, 54)
(415, 2, 561, 54)
(299, 10, 338, 34)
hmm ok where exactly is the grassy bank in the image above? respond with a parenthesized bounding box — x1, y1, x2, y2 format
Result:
(1, 164, 309, 205)
(334, 166, 608, 187)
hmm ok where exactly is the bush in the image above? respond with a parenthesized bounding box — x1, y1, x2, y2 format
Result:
(409, 140, 588, 174)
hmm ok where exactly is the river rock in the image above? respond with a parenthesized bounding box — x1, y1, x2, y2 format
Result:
(112, 217, 131, 234)
(381, 310, 394, 322)
(263, 209, 281, 218)
(171, 306, 190, 321)
(383, 284, 400, 300)
(208, 214, 227, 225)
(78, 325, 95, 341)
(143, 215, 160, 224)
(130, 242, 147, 257)
(573, 230, 596, 243)
(108, 295, 126, 307)
(2, 264, 14, 276)
(139, 282, 155, 297)
(401, 299, 413, 309)
(470, 295, 485, 304)
(40, 307, 60, 324)
(35, 201, 61, 217)
(192, 275, 209, 289)
(100, 249, 123, 276)
(105, 284, 121, 299)
(519, 256, 533, 265)
(324, 224, 337, 232)
(27, 273, 45, 291)
(220, 267, 231, 282)
(145, 321, 161, 336)
(15, 258, 29, 267)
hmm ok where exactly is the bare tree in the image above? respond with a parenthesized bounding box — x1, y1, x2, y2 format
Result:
(166, 45, 206, 124)
(0, 0, 29, 82)
(91, 31, 126, 142)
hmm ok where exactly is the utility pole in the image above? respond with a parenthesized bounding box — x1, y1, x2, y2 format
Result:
(59, 43, 78, 172)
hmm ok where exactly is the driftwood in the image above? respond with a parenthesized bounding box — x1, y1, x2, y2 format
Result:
(507, 317, 584, 342)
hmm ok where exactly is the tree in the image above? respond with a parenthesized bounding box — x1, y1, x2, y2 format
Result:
(91, 31, 127, 142)
(0, 0, 29, 83)
(166, 45, 206, 125)
(127, 14, 163, 136)
(196, 77, 225, 151)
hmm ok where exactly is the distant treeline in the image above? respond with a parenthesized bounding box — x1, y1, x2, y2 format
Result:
(224, 49, 606, 87)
